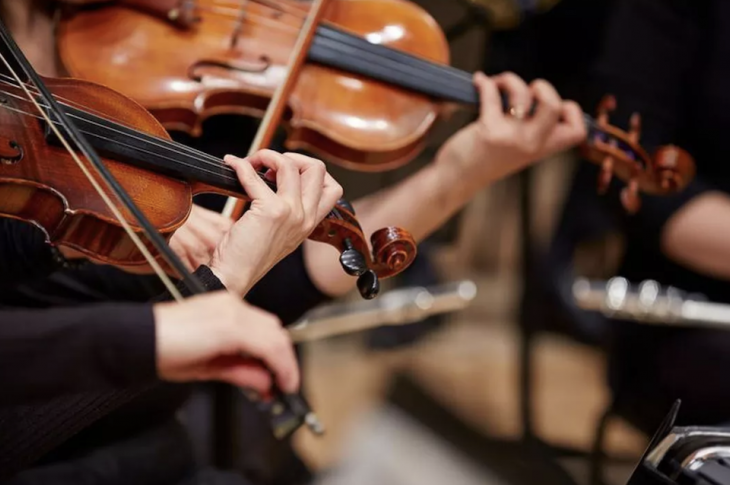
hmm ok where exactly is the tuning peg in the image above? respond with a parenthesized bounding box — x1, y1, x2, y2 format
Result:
(356, 270, 380, 299)
(628, 112, 642, 143)
(339, 247, 367, 276)
(598, 155, 614, 194)
(620, 179, 641, 214)
(336, 198, 356, 215)
(597, 95, 617, 126)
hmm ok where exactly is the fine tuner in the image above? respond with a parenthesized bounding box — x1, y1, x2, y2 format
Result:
(572, 277, 730, 329)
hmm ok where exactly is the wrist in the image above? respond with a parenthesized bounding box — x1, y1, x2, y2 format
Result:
(208, 261, 254, 298)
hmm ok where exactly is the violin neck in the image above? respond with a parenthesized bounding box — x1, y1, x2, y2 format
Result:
(311, 25, 479, 105)
(311, 25, 597, 134)
(43, 103, 248, 197)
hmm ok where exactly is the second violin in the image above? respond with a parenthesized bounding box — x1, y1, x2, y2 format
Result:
(57, 0, 696, 213)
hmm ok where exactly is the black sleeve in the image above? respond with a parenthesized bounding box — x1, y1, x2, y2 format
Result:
(0, 219, 59, 288)
(0, 265, 225, 405)
(0, 303, 155, 405)
(588, 0, 709, 248)
(246, 245, 331, 326)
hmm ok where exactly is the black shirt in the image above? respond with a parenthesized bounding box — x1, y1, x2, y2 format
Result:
(0, 217, 329, 477)
(588, 0, 729, 299)
(581, 0, 730, 420)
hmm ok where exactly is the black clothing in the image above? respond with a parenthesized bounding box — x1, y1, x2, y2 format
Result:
(0, 211, 329, 480)
(0, 303, 154, 405)
(6, 417, 256, 485)
(0, 220, 60, 289)
(0, 110, 328, 482)
(0, 258, 227, 479)
(585, 0, 730, 432)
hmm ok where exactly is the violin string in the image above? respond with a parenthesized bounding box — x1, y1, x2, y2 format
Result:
(194, 6, 302, 33)
(0, 74, 231, 167)
(0, 77, 242, 176)
(0, 56, 185, 300)
(314, 26, 475, 84)
(0, 81, 355, 222)
(192, 1, 478, 88)
(0, 83, 244, 187)
(310, 33, 476, 99)
(0, 92, 346, 225)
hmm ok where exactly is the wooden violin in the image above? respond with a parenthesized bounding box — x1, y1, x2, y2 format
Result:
(56, 0, 695, 213)
(0, 74, 416, 298)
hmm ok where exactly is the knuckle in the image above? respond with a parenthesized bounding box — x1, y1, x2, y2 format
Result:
(267, 315, 283, 328)
(565, 100, 581, 112)
(482, 126, 509, 145)
(269, 201, 291, 221)
(545, 98, 561, 113)
(500, 71, 519, 83)
(530, 78, 549, 90)
(313, 158, 326, 172)
(291, 209, 305, 227)
(258, 148, 276, 158)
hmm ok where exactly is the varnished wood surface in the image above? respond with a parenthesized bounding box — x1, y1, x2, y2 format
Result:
(0, 77, 191, 266)
(58, 0, 451, 170)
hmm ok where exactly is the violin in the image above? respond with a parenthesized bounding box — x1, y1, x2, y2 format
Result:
(0, 74, 416, 299)
(57, 0, 696, 213)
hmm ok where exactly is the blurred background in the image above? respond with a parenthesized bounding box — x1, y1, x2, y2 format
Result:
(287, 1, 646, 484)
(184, 1, 717, 484)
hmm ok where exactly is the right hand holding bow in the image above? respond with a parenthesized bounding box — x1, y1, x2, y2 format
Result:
(154, 292, 298, 395)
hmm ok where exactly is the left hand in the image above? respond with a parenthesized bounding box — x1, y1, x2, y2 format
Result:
(169, 204, 233, 272)
(101, 204, 233, 275)
(436, 72, 587, 187)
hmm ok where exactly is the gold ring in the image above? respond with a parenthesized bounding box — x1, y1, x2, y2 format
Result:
(509, 106, 527, 120)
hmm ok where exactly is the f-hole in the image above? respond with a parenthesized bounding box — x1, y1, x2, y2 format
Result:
(0, 140, 23, 165)
(188, 58, 272, 82)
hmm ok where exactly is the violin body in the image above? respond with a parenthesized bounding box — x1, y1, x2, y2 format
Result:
(0, 77, 190, 266)
(0, 76, 416, 282)
(58, 0, 450, 171)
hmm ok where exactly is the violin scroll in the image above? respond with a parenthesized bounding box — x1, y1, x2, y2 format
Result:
(371, 227, 417, 278)
(581, 95, 696, 214)
(311, 202, 417, 300)
(653, 145, 695, 192)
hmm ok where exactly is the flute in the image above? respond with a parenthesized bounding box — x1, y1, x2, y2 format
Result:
(572, 277, 730, 328)
(287, 280, 478, 343)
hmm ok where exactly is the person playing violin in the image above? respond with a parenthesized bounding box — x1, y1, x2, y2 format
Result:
(0, 0, 587, 484)
(579, 0, 730, 436)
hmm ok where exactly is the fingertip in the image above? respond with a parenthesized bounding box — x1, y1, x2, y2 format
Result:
(281, 371, 300, 395)
(223, 154, 242, 165)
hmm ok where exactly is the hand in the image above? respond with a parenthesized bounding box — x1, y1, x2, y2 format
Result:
(209, 150, 343, 297)
(169, 205, 233, 272)
(154, 291, 299, 394)
(436, 72, 587, 187)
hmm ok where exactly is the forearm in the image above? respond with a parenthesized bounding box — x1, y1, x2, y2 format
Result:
(0, 303, 156, 405)
(661, 192, 730, 280)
